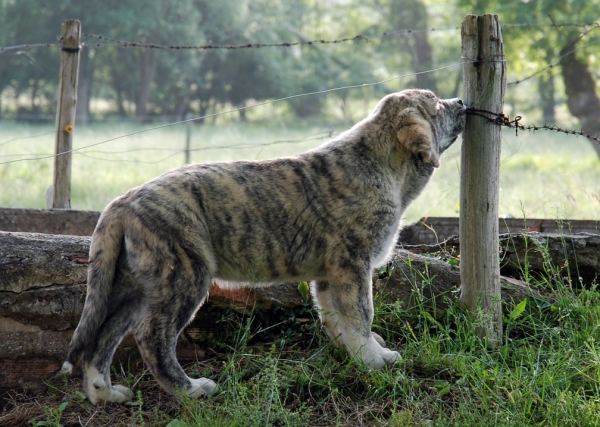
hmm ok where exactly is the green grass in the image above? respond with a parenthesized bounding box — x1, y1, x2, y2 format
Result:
(7, 239, 600, 426)
(1, 119, 599, 221)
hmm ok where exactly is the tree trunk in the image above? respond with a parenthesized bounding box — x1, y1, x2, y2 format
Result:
(135, 49, 158, 121)
(110, 62, 128, 117)
(2, 231, 597, 319)
(135, 0, 170, 121)
(560, 46, 600, 157)
(539, 73, 555, 124)
(392, 0, 437, 93)
(30, 78, 39, 110)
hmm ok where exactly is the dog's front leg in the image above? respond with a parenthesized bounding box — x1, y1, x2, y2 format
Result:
(316, 260, 400, 369)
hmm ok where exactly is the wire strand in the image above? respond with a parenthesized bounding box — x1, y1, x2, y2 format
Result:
(0, 134, 333, 159)
(0, 130, 57, 147)
(0, 42, 59, 53)
(0, 62, 467, 166)
(74, 132, 337, 164)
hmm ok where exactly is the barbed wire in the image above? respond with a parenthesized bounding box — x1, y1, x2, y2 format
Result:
(81, 26, 460, 50)
(0, 42, 59, 53)
(1, 20, 596, 53)
(503, 22, 598, 29)
(0, 25, 456, 53)
(466, 108, 600, 146)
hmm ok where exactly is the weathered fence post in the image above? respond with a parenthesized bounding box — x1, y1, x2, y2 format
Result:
(49, 19, 81, 209)
(459, 14, 506, 346)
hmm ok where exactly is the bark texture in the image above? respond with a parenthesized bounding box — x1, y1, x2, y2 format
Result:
(460, 14, 506, 346)
(560, 46, 600, 158)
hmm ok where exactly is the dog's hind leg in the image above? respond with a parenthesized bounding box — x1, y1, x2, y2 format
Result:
(83, 269, 144, 404)
(134, 258, 216, 399)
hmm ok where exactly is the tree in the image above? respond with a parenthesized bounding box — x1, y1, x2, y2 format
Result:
(390, 0, 438, 92)
(0, 1, 61, 119)
(0, 0, 435, 122)
(559, 33, 600, 157)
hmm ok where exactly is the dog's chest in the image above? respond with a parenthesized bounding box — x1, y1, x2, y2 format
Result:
(370, 214, 402, 267)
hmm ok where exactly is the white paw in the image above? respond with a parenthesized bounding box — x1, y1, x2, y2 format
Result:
(366, 347, 401, 370)
(348, 335, 401, 370)
(60, 361, 74, 376)
(88, 382, 134, 404)
(188, 378, 218, 398)
(107, 385, 134, 403)
(85, 365, 134, 404)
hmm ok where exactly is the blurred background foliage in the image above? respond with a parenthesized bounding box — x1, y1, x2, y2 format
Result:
(0, 0, 599, 217)
(0, 0, 598, 149)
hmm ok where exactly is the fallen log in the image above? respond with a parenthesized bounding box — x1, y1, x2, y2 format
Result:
(0, 208, 99, 236)
(398, 216, 600, 245)
(2, 230, 596, 391)
(402, 232, 600, 285)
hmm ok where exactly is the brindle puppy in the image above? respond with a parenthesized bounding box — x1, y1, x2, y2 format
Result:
(61, 89, 466, 404)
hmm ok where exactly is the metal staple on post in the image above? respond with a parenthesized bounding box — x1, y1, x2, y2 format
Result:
(49, 19, 81, 209)
(459, 14, 506, 346)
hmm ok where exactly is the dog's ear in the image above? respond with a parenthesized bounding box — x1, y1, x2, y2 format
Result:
(395, 107, 440, 168)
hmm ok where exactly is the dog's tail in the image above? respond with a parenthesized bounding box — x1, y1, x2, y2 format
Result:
(60, 207, 124, 375)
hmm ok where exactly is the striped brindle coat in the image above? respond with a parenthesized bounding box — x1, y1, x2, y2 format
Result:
(62, 89, 466, 404)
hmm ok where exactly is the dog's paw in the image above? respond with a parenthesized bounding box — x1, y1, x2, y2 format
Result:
(364, 349, 401, 370)
(357, 336, 401, 370)
(369, 348, 401, 369)
(188, 378, 218, 398)
(110, 385, 135, 402)
(85, 365, 134, 404)
(88, 382, 134, 404)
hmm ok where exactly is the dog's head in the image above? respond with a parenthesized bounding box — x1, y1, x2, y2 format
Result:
(371, 89, 466, 168)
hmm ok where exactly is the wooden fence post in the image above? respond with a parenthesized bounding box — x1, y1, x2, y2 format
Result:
(49, 20, 81, 209)
(459, 14, 506, 347)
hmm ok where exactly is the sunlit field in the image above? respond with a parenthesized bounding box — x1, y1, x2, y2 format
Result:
(1, 117, 599, 223)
